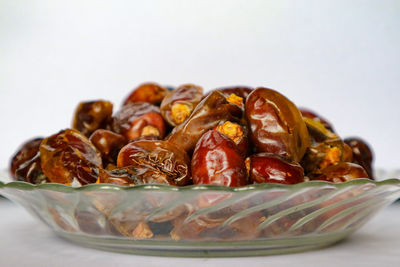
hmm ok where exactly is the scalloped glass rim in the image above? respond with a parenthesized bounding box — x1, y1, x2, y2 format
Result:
(1, 178, 400, 193)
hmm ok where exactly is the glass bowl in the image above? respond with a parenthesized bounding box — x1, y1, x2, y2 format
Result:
(1, 173, 400, 257)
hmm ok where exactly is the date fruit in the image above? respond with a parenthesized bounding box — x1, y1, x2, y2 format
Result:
(72, 100, 113, 137)
(112, 102, 166, 141)
(301, 118, 353, 174)
(40, 129, 103, 185)
(192, 130, 248, 187)
(123, 83, 168, 106)
(246, 153, 304, 184)
(10, 138, 43, 178)
(167, 90, 242, 153)
(89, 129, 127, 166)
(310, 162, 369, 182)
(300, 108, 334, 132)
(216, 86, 253, 108)
(215, 121, 249, 157)
(245, 88, 310, 162)
(117, 140, 191, 186)
(344, 137, 374, 179)
(160, 84, 203, 126)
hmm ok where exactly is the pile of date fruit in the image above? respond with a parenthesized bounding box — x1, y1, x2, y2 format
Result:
(10, 83, 374, 187)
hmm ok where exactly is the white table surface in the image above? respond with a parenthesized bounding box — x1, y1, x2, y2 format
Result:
(0, 198, 399, 267)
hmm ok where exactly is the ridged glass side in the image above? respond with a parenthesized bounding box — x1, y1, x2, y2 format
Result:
(1, 177, 400, 257)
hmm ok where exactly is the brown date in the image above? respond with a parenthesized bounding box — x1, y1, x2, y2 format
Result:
(216, 86, 253, 109)
(112, 102, 166, 141)
(10, 137, 43, 179)
(89, 129, 127, 165)
(245, 153, 304, 185)
(310, 162, 369, 182)
(15, 153, 48, 184)
(344, 137, 374, 179)
(301, 118, 353, 174)
(72, 100, 113, 137)
(117, 140, 191, 186)
(192, 130, 248, 187)
(245, 88, 310, 162)
(167, 90, 242, 153)
(40, 129, 103, 185)
(160, 84, 203, 126)
(123, 82, 168, 106)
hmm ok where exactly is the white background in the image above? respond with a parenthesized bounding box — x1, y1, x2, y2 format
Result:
(1, 0, 400, 170)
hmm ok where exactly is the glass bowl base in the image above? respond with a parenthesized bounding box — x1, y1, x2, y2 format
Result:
(56, 230, 353, 257)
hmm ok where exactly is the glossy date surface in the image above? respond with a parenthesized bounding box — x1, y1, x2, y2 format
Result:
(167, 90, 242, 153)
(89, 129, 127, 166)
(112, 102, 166, 141)
(10, 137, 43, 179)
(191, 130, 248, 187)
(72, 100, 113, 137)
(245, 88, 310, 162)
(246, 153, 304, 185)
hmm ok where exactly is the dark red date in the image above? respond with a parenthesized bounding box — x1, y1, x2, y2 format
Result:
(192, 130, 248, 187)
(112, 102, 166, 141)
(246, 153, 304, 185)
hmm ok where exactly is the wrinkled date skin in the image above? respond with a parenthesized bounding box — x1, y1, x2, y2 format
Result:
(117, 140, 191, 186)
(123, 83, 168, 106)
(160, 84, 203, 126)
(246, 153, 304, 185)
(245, 88, 310, 162)
(167, 91, 242, 153)
(40, 129, 103, 185)
(310, 162, 369, 182)
(214, 121, 249, 157)
(344, 137, 374, 179)
(89, 129, 127, 166)
(112, 102, 166, 141)
(72, 100, 113, 137)
(10, 137, 43, 178)
(192, 130, 248, 187)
